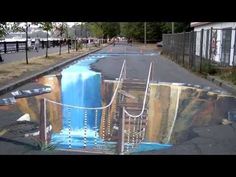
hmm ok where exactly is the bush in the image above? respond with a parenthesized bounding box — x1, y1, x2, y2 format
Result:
(201, 61, 218, 75)
(220, 68, 236, 85)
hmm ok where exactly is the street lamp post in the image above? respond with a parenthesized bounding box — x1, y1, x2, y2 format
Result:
(25, 22, 29, 64)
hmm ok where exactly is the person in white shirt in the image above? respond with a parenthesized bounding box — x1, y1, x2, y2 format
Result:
(34, 37, 40, 52)
(27, 38, 32, 51)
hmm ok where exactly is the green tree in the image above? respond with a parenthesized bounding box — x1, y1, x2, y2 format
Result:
(88, 22, 103, 38)
(0, 22, 25, 62)
(38, 22, 53, 58)
(53, 22, 67, 55)
(17, 23, 30, 64)
(88, 22, 120, 39)
(102, 22, 120, 39)
(120, 22, 144, 41)
(0, 23, 8, 62)
(121, 22, 190, 42)
(11, 22, 39, 64)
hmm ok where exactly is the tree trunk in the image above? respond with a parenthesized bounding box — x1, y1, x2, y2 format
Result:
(68, 39, 70, 54)
(59, 36, 62, 55)
(46, 30, 48, 58)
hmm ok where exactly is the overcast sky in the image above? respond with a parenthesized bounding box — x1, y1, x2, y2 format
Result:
(14, 22, 81, 27)
(67, 22, 75, 27)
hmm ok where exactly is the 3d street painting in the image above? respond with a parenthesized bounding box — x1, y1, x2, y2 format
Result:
(0, 53, 236, 154)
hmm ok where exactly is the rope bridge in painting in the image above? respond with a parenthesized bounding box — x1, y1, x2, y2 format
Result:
(39, 60, 153, 154)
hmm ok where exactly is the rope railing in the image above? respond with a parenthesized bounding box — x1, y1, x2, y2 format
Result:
(123, 62, 152, 118)
(41, 57, 152, 154)
(122, 62, 153, 154)
(42, 59, 126, 153)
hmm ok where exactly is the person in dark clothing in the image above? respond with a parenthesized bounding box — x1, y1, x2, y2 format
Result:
(0, 54, 3, 62)
(127, 38, 132, 46)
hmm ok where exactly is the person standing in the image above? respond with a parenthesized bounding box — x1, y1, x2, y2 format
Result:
(27, 37, 32, 51)
(34, 37, 40, 52)
(0, 55, 3, 62)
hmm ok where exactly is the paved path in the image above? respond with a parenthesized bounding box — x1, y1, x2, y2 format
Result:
(137, 123, 236, 155)
(92, 42, 224, 91)
(0, 46, 68, 64)
(0, 42, 235, 155)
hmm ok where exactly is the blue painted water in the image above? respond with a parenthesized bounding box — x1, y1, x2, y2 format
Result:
(51, 54, 106, 149)
(50, 53, 172, 153)
(132, 142, 172, 154)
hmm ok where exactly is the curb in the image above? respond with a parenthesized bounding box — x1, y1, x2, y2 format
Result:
(160, 53, 236, 96)
(206, 75, 236, 96)
(0, 45, 109, 96)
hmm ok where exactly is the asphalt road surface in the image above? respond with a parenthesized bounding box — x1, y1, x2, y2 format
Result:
(91, 42, 225, 91)
(0, 42, 235, 154)
(0, 46, 68, 64)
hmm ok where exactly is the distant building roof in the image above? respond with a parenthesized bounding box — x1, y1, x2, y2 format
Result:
(190, 22, 211, 27)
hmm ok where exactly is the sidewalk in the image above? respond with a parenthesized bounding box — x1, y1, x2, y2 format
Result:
(1, 46, 68, 64)
(0, 44, 109, 96)
(0, 44, 110, 155)
(206, 75, 236, 96)
(160, 52, 236, 96)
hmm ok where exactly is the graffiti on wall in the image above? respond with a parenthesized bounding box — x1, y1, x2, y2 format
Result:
(211, 30, 217, 60)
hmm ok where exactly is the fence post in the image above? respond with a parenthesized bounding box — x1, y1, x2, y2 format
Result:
(234, 28, 236, 66)
(205, 29, 209, 60)
(209, 27, 213, 61)
(39, 98, 47, 147)
(199, 29, 204, 73)
(175, 35, 178, 62)
(182, 32, 186, 66)
(4, 41, 7, 53)
(188, 31, 192, 69)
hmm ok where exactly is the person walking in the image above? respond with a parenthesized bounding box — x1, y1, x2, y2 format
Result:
(0, 55, 3, 62)
(27, 37, 32, 51)
(34, 37, 40, 52)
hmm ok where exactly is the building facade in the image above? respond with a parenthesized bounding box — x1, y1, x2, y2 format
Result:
(191, 22, 236, 66)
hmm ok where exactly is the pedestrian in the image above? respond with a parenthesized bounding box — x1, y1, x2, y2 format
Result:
(34, 37, 40, 52)
(113, 38, 116, 46)
(68, 38, 71, 49)
(0, 55, 3, 62)
(27, 37, 32, 51)
(130, 38, 132, 46)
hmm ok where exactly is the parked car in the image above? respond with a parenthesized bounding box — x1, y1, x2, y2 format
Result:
(157, 41, 163, 47)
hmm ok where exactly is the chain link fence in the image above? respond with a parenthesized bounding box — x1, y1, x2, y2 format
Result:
(162, 28, 236, 74)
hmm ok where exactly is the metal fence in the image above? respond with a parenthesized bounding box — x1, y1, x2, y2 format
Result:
(162, 28, 236, 73)
(0, 40, 67, 54)
(0, 38, 109, 54)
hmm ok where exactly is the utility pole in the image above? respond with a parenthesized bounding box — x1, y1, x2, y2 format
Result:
(25, 22, 29, 64)
(172, 22, 175, 34)
(144, 22, 147, 46)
